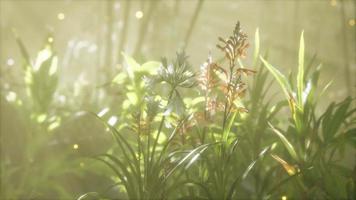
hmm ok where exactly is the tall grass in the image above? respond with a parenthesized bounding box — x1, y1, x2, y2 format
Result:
(260, 31, 356, 199)
(79, 22, 355, 199)
(1, 21, 355, 200)
(1, 33, 71, 199)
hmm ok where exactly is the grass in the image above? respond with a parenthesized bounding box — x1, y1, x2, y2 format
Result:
(1, 21, 355, 200)
(80, 22, 356, 199)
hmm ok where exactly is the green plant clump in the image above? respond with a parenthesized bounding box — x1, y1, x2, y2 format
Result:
(1, 21, 355, 200)
(78, 22, 356, 200)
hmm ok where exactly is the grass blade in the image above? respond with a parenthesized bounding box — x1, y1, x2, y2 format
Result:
(253, 28, 260, 66)
(227, 146, 271, 199)
(268, 122, 299, 161)
(260, 56, 292, 100)
(297, 31, 305, 107)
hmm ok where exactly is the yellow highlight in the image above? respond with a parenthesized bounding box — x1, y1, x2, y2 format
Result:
(271, 154, 298, 176)
(57, 13, 65, 20)
(135, 11, 143, 19)
(73, 144, 79, 150)
(37, 114, 47, 123)
(48, 37, 54, 43)
(282, 196, 287, 200)
(349, 19, 355, 26)
(330, 0, 337, 6)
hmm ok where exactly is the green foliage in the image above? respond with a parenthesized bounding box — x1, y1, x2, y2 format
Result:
(79, 53, 209, 199)
(1, 34, 110, 199)
(260, 32, 356, 199)
(2, 22, 355, 200)
(14, 33, 58, 113)
(77, 23, 355, 200)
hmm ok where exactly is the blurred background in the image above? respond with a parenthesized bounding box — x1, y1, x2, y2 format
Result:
(0, 0, 355, 199)
(1, 0, 355, 101)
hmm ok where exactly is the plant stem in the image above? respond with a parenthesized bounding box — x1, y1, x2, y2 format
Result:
(340, 1, 352, 96)
(105, 0, 114, 78)
(182, 0, 204, 50)
(133, 0, 158, 58)
(222, 63, 235, 136)
(117, 0, 131, 63)
(149, 88, 175, 164)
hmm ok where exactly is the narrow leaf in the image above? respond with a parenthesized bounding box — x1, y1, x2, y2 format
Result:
(297, 31, 305, 107)
(260, 56, 292, 100)
(268, 122, 299, 161)
(140, 61, 161, 74)
(122, 52, 139, 80)
(271, 154, 298, 176)
(253, 28, 260, 66)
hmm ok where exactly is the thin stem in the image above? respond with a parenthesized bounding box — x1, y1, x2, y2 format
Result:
(136, 111, 144, 198)
(117, 0, 131, 63)
(149, 88, 175, 165)
(327, 146, 337, 164)
(266, 172, 300, 196)
(145, 122, 151, 187)
(340, 1, 352, 96)
(222, 63, 235, 133)
(182, 0, 204, 50)
(105, 0, 114, 78)
(133, 0, 158, 57)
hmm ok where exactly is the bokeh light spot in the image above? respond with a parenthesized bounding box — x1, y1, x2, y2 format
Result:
(349, 19, 355, 26)
(6, 91, 17, 102)
(135, 11, 143, 19)
(330, 0, 337, 6)
(57, 13, 65, 20)
(7, 58, 15, 66)
(73, 144, 79, 150)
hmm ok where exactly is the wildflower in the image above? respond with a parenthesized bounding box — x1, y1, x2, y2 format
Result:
(157, 51, 196, 89)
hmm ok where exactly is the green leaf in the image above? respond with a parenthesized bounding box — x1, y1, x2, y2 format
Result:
(77, 192, 100, 200)
(126, 92, 138, 105)
(122, 52, 139, 80)
(222, 112, 237, 143)
(227, 145, 271, 199)
(297, 31, 305, 107)
(260, 56, 292, 100)
(327, 97, 352, 139)
(88, 111, 140, 179)
(112, 73, 127, 84)
(243, 146, 270, 179)
(166, 143, 218, 179)
(191, 96, 205, 106)
(166, 91, 186, 116)
(13, 29, 31, 68)
(268, 122, 299, 161)
(98, 154, 138, 198)
(140, 61, 161, 74)
(253, 28, 260, 66)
